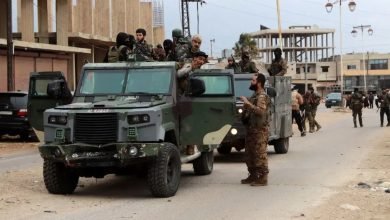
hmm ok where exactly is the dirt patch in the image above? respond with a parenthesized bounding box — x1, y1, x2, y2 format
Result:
(0, 137, 39, 156)
(304, 138, 390, 219)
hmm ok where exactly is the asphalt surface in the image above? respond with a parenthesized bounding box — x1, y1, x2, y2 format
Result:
(0, 106, 388, 220)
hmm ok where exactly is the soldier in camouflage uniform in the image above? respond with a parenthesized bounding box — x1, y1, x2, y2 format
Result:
(176, 34, 202, 62)
(302, 87, 321, 133)
(238, 51, 258, 73)
(225, 57, 241, 73)
(268, 48, 287, 76)
(240, 73, 271, 186)
(377, 89, 390, 127)
(103, 32, 131, 63)
(350, 88, 364, 128)
(134, 28, 153, 61)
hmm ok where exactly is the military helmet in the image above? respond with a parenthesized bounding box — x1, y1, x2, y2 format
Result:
(172, 29, 183, 38)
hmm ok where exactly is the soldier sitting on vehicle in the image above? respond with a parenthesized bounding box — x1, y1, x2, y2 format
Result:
(176, 34, 202, 62)
(238, 50, 258, 74)
(177, 51, 208, 95)
(268, 48, 287, 76)
(134, 28, 154, 61)
(225, 56, 241, 73)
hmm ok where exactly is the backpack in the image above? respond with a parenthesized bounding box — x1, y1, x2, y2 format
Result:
(107, 45, 128, 63)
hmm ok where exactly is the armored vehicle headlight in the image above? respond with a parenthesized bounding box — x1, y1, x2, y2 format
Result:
(48, 115, 68, 125)
(128, 114, 150, 124)
(231, 128, 238, 135)
(238, 108, 243, 114)
(129, 146, 138, 156)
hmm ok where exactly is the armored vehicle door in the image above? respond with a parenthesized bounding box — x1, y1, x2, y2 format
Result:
(28, 72, 72, 131)
(179, 70, 236, 145)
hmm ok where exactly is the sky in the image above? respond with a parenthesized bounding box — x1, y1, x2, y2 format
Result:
(164, 0, 390, 58)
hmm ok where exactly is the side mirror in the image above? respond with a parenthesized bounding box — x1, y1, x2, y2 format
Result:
(188, 78, 205, 96)
(266, 87, 277, 98)
(47, 80, 72, 101)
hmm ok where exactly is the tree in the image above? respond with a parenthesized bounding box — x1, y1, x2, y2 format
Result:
(233, 33, 259, 58)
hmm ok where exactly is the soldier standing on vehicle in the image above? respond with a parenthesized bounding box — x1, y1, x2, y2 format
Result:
(134, 28, 153, 61)
(103, 32, 131, 62)
(377, 89, 390, 127)
(268, 48, 287, 76)
(291, 86, 305, 137)
(225, 57, 241, 73)
(238, 51, 258, 73)
(176, 34, 202, 62)
(350, 88, 364, 128)
(240, 73, 271, 186)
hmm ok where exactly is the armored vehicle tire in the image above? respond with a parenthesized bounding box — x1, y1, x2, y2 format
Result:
(193, 150, 214, 175)
(147, 143, 181, 198)
(43, 160, 79, 194)
(273, 137, 289, 154)
(217, 144, 232, 155)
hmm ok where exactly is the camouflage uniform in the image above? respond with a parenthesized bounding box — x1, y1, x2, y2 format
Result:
(377, 92, 390, 127)
(350, 92, 364, 127)
(134, 40, 153, 61)
(268, 58, 287, 76)
(238, 60, 258, 73)
(302, 91, 321, 132)
(242, 89, 271, 185)
(225, 63, 241, 73)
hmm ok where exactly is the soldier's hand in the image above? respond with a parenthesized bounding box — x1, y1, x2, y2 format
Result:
(240, 96, 250, 105)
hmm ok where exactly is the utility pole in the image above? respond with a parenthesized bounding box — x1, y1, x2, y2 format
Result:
(210, 38, 215, 58)
(181, 0, 205, 37)
(7, 0, 14, 91)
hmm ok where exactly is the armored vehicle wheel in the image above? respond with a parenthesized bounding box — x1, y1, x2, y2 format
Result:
(147, 143, 181, 198)
(217, 144, 232, 155)
(193, 150, 214, 175)
(43, 160, 79, 194)
(274, 137, 289, 154)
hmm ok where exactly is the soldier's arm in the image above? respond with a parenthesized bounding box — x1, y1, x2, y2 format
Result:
(247, 95, 267, 116)
(177, 63, 192, 79)
(297, 93, 304, 105)
(278, 59, 287, 76)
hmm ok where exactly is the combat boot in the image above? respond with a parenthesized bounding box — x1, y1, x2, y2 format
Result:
(316, 124, 322, 132)
(359, 118, 363, 127)
(250, 174, 268, 186)
(353, 120, 357, 128)
(241, 168, 256, 184)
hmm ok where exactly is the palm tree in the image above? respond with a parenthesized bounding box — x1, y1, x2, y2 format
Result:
(233, 33, 259, 58)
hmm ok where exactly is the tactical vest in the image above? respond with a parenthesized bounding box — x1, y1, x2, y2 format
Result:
(107, 45, 128, 63)
(244, 91, 272, 129)
(351, 93, 363, 109)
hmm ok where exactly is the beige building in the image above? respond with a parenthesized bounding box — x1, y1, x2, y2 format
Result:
(0, 0, 165, 91)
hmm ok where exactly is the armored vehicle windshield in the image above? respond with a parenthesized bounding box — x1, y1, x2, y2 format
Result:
(78, 68, 173, 96)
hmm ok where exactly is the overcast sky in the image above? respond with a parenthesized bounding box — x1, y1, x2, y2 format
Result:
(164, 0, 389, 58)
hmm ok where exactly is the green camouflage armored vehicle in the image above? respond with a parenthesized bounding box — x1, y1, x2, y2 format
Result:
(28, 63, 235, 198)
(218, 74, 292, 155)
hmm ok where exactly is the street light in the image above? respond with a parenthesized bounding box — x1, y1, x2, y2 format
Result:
(325, 0, 357, 107)
(210, 38, 215, 58)
(351, 24, 373, 94)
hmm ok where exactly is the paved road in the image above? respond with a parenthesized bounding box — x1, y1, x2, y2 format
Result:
(0, 106, 388, 220)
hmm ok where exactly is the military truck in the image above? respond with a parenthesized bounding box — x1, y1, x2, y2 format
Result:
(28, 63, 235, 198)
(218, 74, 292, 155)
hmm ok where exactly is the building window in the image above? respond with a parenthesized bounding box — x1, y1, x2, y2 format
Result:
(303, 67, 311, 73)
(347, 65, 356, 70)
(369, 59, 388, 70)
(321, 66, 329, 72)
(296, 68, 301, 74)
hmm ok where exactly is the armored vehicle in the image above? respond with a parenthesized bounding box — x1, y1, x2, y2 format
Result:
(218, 74, 292, 155)
(28, 63, 235, 197)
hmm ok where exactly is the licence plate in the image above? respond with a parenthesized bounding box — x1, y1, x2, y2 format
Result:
(0, 111, 12, 115)
(332, 101, 336, 103)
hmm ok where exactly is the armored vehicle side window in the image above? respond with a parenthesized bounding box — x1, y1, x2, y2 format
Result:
(234, 79, 253, 98)
(125, 68, 172, 94)
(195, 75, 233, 96)
(30, 78, 55, 97)
(80, 70, 126, 94)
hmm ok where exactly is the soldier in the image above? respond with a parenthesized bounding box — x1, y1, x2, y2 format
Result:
(163, 39, 175, 61)
(268, 48, 287, 76)
(302, 87, 321, 133)
(225, 56, 241, 73)
(176, 34, 202, 62)
(152, 44, 166, 61)
(238, 51, 258, 73)
(377, 89, 390, 127)
(291, 86, 305, 136)
(350, 88, 364, 128)
(134, 28, 153, 61)
(240, 73, 271, 186)
(103, 32, 131, 62)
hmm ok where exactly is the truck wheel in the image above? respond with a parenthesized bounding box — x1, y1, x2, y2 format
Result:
(274, 137, 289, 154)
(147, 143, 181, 198)
(43, 160, 79, 194)
(217, 144, 232, 155)
(193, 150, 214, 175)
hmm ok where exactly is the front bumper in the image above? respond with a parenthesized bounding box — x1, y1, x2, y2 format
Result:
(39, 142, 163, 167)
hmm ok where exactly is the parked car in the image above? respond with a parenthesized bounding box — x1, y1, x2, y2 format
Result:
(325, 92, 342, 108)
(0, 91, 33, 140)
